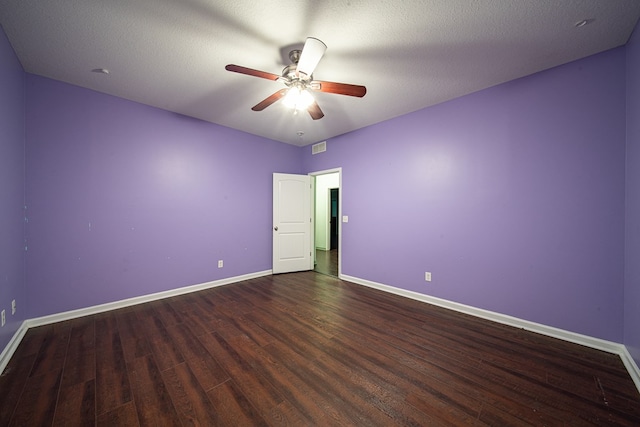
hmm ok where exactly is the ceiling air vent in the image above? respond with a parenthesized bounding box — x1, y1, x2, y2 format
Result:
(312, 141, 327, 155)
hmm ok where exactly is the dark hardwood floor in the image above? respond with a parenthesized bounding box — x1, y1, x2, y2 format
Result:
(314, 249, 338, 277)
(1, 272, 639, 426)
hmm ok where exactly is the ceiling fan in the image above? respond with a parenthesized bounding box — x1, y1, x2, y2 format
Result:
(225, 37, 366, 120)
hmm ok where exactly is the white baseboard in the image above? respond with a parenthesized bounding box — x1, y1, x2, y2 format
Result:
(26, 270, 272, 328)
(340, 274, 640, 394)
(0, 321, 29, 375)
(620, 346, 640, 393)
(0, 269, 272, 374)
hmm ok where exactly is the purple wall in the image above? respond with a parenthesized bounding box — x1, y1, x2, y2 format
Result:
(304, 48, 627, 342)
(0, 26, 26, 351)
(625, 23, 640, 366)
(25, 75, 301, 318)
(2, 22, 636, 358)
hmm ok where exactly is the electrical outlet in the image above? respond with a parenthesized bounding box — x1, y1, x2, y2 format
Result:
(1, 310, 5, 327)
(12, 300, 16, 315)
(218, 260, 223, 268)
(425, 272, 432, 282)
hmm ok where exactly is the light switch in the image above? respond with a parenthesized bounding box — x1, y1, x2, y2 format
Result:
(342, 215, 349, 223)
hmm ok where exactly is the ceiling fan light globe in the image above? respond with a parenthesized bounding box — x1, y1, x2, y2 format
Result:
(283, 87, 314, 111)
(298, 89, 314, 109)
(282, 87, 299, 108)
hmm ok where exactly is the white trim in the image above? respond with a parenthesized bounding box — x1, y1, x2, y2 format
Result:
(620, 346, 640, 392)
(27, 270, 272, 328)
(340, 274, 640, 394)
(309, 167, 342, 176)
(0, 269, 271, 374)
(309, 167, 342, 277)
(0, 321, 29, 375)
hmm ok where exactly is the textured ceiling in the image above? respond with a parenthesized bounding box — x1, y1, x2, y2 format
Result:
(1, 0, 639, 146)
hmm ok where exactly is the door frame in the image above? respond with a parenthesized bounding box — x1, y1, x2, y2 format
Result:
(309, 168, 342, 278)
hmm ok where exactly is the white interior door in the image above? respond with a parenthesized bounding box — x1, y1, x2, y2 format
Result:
(273, 173, 312, 274)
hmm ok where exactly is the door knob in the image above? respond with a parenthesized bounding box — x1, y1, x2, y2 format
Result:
(274, 226, 278, 231)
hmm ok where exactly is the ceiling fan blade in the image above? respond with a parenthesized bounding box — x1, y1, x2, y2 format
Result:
(314, 80, 367, 97)
(307, 100, 324, 120)
(296, 37, 327, 77)
(225, 64, 280, 81)
(252, 89, 288, 111)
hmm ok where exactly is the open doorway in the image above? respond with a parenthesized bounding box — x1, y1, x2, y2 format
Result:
(311, 170, 340, 277)
(329, 188, 339, 250)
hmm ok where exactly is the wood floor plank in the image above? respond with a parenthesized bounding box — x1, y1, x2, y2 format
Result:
(133, 306, 184, 372)
(160, 362, 219, 425)
(0, 353, 35, 423)
(227, 332, 362, 425)
(96, 402, 139, 427)
(164, 323, 229, 391)
(265, 400, 312, 427)
(5, 325, 52, 363)
(8, 367, 62, 426)
(200, 333, 320, 426)
(314, 248, 338, 277)
(197, 331, 312, 425)
(6, 322, 71, 425)
(60, 318, 95, 388)
(95, 312, 132, 415)
(206, 379, 269, 427)
(166, 292, 217, 337)
(147, 299, 183, 328)
(127, 354, 181, 426)
(115, 307, 153, 364)
(0, 345, 41, 423)
(28, 321, 71, 379)
(52, 379, 96, 426)
(237, 306, 384, 422)
(202, 297, 277, 347)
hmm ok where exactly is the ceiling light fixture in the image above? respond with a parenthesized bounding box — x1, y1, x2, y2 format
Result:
(282, 86, 314, 111)
(225, 37, 365, 121)
(91, 68, 110, 74)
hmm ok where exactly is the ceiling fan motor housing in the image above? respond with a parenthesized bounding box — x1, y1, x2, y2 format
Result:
(281, 62, 313, 88)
